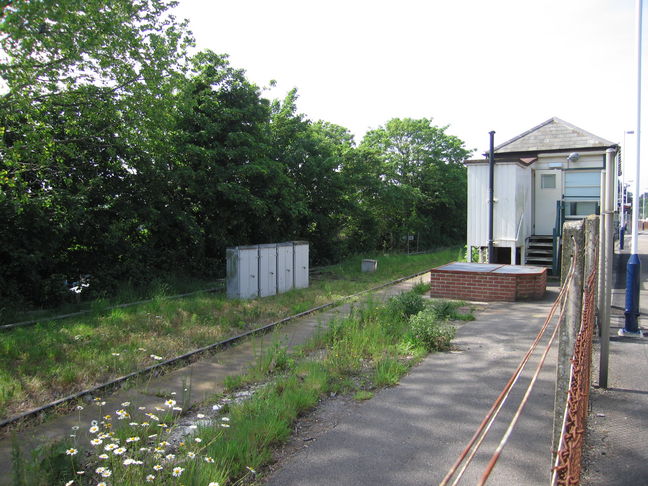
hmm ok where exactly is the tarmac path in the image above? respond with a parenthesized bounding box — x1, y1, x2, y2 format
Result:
(263, 289, 561, 485)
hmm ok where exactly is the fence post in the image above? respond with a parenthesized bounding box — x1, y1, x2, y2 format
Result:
(552, 220, 585, 464)
(583, 215, 600, 305)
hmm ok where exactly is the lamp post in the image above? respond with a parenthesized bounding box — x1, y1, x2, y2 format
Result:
(620, 130, 635, 249)
(621, 0, 644, 338)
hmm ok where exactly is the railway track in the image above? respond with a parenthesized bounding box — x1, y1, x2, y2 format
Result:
(0, 268, 431, 430)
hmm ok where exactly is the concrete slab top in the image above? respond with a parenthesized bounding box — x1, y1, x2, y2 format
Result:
(435, 262, 503, 273)
(434, 262, 545, 275)
(492, 265, 546, 275)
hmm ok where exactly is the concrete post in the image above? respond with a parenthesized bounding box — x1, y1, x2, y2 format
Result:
(552, 220, 585, 460)
(584, 216, 600, 296)
(600, 147, 617, 387)
(597, 169, 606, 330)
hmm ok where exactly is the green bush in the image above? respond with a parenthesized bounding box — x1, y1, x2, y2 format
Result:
(408, 310, 456, 352)
(429, 300, 458, 320)
(388, 291, 426, 318)
(411, 282, 431, 295)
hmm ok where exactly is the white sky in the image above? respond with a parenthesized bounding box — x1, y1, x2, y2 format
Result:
(175, 0, 648, 190)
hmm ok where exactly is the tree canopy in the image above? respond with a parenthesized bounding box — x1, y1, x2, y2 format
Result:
(0, 1, 471, 311)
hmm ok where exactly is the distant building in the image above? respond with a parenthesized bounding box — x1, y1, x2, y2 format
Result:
(465, 117, 617, 271)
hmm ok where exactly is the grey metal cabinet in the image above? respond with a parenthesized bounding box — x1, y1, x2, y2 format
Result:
(293, 241, 309, 289)
(226, 241, 309, 299)
(226, 246, 259, 299)
(258, 244, 278, 298)
(276, 242, 294, 293)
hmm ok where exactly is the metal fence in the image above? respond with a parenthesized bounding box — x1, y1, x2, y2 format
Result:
(552, 260, 597, 485)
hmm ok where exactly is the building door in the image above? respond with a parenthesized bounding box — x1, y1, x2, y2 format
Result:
(534, 170, 562, 235)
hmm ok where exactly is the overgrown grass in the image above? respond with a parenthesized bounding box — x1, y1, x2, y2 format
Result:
(0, 275, 222, 327)
(13, 288, 471, 485)
(0, 247, 461, 421)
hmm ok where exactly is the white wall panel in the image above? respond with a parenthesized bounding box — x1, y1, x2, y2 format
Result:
(467, 164, 489, 247)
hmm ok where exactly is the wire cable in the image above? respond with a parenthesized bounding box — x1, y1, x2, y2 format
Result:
(440, 249, 576, 486)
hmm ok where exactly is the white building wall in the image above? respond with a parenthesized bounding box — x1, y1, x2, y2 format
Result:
(535, 152, 605, 170)
(467, 164, 489, 248)
(493, 164, 517, 244)
(515, 164, 533, 245)
(468, 163, 531, 248)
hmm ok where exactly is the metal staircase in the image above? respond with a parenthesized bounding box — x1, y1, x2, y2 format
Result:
(525, 235, 554, 269)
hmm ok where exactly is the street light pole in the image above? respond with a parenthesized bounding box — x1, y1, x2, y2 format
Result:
(620, 130, 635, 249)
(621, 0, 644, 337)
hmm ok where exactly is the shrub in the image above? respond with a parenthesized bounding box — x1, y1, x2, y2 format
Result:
(429, 299, 475, 321)
(408, 310, 456, 352)
(388, 291, 426, 318)
(411, 282, 431, 295)
(429, 300, 458, 320)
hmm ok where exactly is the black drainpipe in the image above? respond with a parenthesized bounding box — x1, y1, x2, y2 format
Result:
(488, 131, 495, 264)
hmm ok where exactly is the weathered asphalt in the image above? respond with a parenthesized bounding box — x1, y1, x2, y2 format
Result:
(264, 287, 561, 485)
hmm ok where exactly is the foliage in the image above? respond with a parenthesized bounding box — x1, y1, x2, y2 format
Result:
(360, 118, 471, 249)
(0, 0, 193, 306)
(0, 0, 471, 312)
(411, 282, 432, 294)
(388, 291, 427, 318)
(428, 299, 475, 322)
(407, 309, 456, 352)
(12, 288, 461, 485)
(429, 300, 459, 320)
(373, 357, 408, 386)
(353, 390, 374, 401)
(0, 248, 458, 420)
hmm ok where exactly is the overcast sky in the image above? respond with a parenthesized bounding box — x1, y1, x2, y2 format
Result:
(175, 0, 646, 188)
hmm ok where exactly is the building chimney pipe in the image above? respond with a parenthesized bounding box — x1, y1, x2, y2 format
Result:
(488, 131, 496, 263)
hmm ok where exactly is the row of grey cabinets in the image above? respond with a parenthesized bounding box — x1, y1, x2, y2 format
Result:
(226, 241, 309, 299)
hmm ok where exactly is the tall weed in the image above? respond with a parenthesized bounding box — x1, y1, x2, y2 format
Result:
(407, 309, 456, 352)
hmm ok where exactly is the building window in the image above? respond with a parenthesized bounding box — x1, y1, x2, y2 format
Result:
(565, 201, 599, 217)
(564, 171, 600, 199)
(541, 174, 556, 189)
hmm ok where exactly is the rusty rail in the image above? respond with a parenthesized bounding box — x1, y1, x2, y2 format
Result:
(551, 260, 598, 485)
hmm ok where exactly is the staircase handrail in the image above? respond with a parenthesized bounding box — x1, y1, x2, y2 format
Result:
(552, 199, 565, 275)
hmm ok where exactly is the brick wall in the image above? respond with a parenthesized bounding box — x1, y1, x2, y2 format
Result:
(429, 266, 547, 302)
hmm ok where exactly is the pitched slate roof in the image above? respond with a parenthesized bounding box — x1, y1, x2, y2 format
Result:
(494, 117, 616, 154)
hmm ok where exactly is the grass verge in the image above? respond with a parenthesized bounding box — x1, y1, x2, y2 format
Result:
(0, 248, 462, 421)
(12, 288, 471, 485)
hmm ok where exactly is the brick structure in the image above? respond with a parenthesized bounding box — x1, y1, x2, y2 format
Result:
(429, 262, 547, 302)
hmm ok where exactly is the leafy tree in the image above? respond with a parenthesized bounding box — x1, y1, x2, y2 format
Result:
(1, 0, 193, 186)
(0, 2, 474, 311)
(0, 0, 193, 305)
(360, 118, 471, 249)
(172, 51, 296, 268)
(269, 91, 352, 262)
